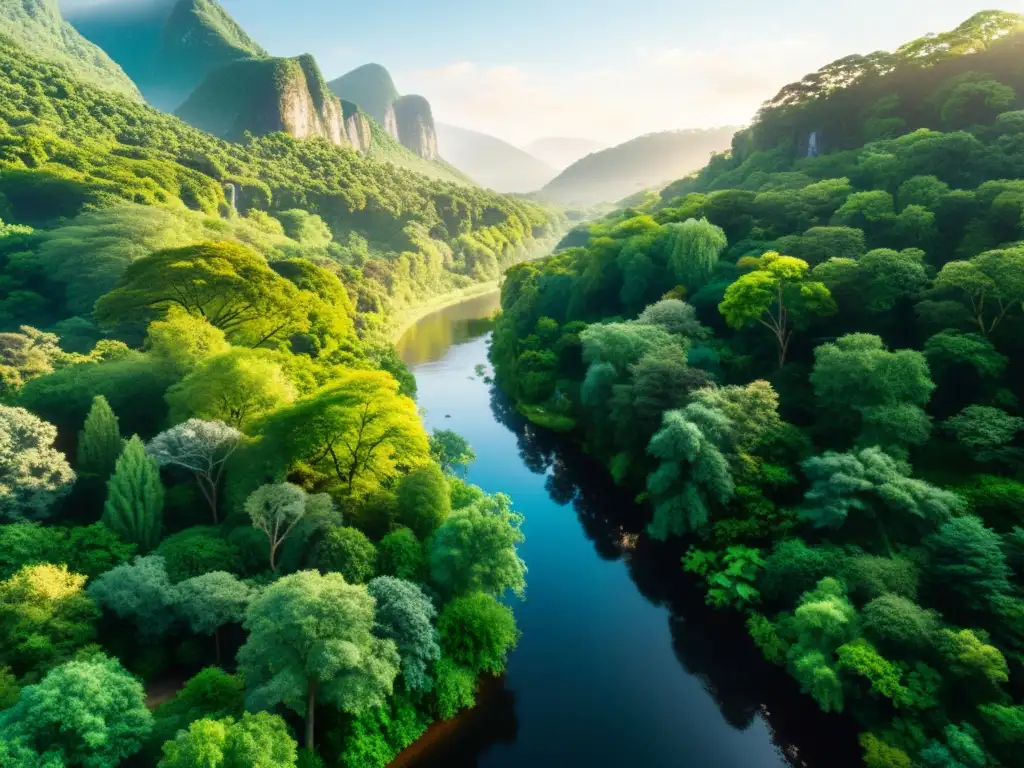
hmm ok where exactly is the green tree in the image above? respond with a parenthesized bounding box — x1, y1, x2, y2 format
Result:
(801, 447, 961, 552)
(158, 712, 297, 768)
(718, 252, 835, 366)
(148, 420, 242, 524)
(149, 668, 245, 753)
(945, 406, 1024, 464)
(433, 657, 476, 719)
(0, 406, 75, 522)
(428, 492, 526, 600)
(314, 527, 377, 584)
(166, 349, 297, 429)
(367, 577, 440, 693)
(862, 594, 939, 653)
(88, 555, 178, 637)
(662, 218, 728, 288)
(0, 564, 98, 677)
(0, 655, 152, 767)
(237, 571, 400, 751)
(102, 436, 164, 553)
(94, 242, 308, 348)
(76, 395, 121, 481)
(933, 248, 1024, 336)
(145, 306, 230, 375)
(376, 528, 424, 581)
(245, 483, 334, 572)
(636, 299, 710, 338)
(437, 593, 520, 676)
(175, 572, 255, 665)
(428, 430, 476, 475)
(0, 522, 135, 580)
(395, 464, 451, 539)
(924, 516, 1012, 618)
(155, 527, 243, 582)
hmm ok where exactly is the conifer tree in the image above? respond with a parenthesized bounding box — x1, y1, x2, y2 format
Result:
(102, 436, 164, 552)
(77, 395, 122, 480)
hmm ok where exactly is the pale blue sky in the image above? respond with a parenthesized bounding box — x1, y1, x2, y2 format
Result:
(65, 0, 1007, 144)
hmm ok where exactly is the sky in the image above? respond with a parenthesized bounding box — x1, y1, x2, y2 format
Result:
(62, 0, 1011, 146)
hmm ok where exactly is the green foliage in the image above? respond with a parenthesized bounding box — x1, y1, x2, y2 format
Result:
(376, 528, 425, 581)
(146, 307, 230, 376)
(314, 526, 377, 585)
(157, 712, 297, 768)
(427, 492, 526, 600)
(746, 613, 789, 665)
(0, 406, 75, 522)
(0, 563, 98, 677)
(683, 546, 765, 610)
(77, 396, 121, 481)
(433, 657, 476, 719)
(88, 555, 178, 637)
(150, 667, 245, 752)
(102, 436, 164, 553)
(836, 638, 911, 706)
(0, 522, 134, 580)
(437, 592, 519, 676)
(174, 571, 253, 640)
(367, 577, 440, 693)
(860, 733, 912, 768)
(245, 483, 334, 572)
(155, 527, 243, 583)
(429, 430, 476, 475)
(395, 464, 451, 539)
(924, 516, 1012, 618)
(0, 655, 152, 767)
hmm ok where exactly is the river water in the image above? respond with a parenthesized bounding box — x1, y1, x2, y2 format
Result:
(396, 292, 860, 768)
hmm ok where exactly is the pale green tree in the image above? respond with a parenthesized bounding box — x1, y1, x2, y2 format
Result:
(102, 436, 164, 553)
(88, 555, 178, 637)
(175, 572, 255, 664)
(0, 406, 75, 522)
(245, 483, 334, 571)
(367, 577, 440, 693)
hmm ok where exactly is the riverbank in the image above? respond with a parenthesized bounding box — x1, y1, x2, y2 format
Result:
(390, 281, 500, 343)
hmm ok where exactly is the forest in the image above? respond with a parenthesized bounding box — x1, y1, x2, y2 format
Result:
(493, 11, 1024, 768)
(0, 6, 538, 767)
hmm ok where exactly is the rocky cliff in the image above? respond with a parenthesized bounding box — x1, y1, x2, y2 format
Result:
(393, 95, 438, 161)
(341, 101, 373, 152)
(327, 63, 400, 129)
(175, 55, 350, 147)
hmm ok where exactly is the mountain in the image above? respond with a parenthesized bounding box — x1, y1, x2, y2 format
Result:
(538, 128, 738, 205)
(176, 55, 347, 146)
(521, 137, 605, 171)
(67, 0, 266, 111)
(1, 0, 140, 98)
(436, 124, 557, 192)
(327, 63, 400, 130)
(392, 95, 438, 161)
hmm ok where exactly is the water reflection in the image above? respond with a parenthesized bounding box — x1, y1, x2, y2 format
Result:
(396, 292, 501, 365)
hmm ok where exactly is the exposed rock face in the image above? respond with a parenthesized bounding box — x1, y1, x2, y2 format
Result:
(383, 102, 400, 140)
(341, 101, 373, 152)
(327, 63, 400, 128)
(393, 95, 438, 161)
(176, 56, 349, 147)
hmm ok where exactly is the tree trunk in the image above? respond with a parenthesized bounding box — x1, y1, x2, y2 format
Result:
(269, 540, 278, 572)
(306, 679, 318, 751)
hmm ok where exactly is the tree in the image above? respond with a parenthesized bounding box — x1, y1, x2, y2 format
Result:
(149, 668, 245, 752)
(810, 334, 935, 450)
(395, 464, 451, 539)
(437, 593, 519, 676)
(237, 571, 400, 751)
(367, 577, 440, 693)
(256, 371, 429, 497)
(156, 527, 243, 582)
(158, 713, 298, 768)
(933, 248, 1024, 336)
(314, 527, 377, 584)
(662, 218, 728, 288)
(0, 655, 152, 767)
(102, 436, 164, 553)
(166, 349, 297, 429)
(428, 430, 476, 475)
(376, 528, 424, 581)
(718, 252, 835, 366)
(945, 406, 1024, 464)
(245, 483, 333, 572)
(0, 522, 135, 580)
(801, 447, 962, 552)
(924, 516, 1012, 618)
(175, 572, 255, 664)
(0, 564, 98, 677)
(692, 380, 782, 461)
(862, 594, 939, 653)
(148, 420, 242, 523)
(88, 555, 178, 637)
(145, 306, 230, 375)
(0, 406, 75, 522)
(428, 492, 526, 599)
(76, 395, 121, 481)
(94, 242, 308, 347)
(433, 657, 476, 719)
(580, 322, 683, 374)
(645, 404, 734, 540)
(636, 299, 710, 338)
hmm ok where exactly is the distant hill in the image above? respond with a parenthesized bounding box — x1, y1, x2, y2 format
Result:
(437, 124, 557, 192)
(1, 0, 141, 99)
(538, 128, 738, 205)
(521, 137, 605, 171)
(327, 63, 400, 129)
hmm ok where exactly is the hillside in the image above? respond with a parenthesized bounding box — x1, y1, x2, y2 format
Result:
(437, 123, 557, 193)
(176, 55, 347, 146)
(327, 62, 400, 129)
(521, 136, 605, 170)
(0, 0, 140, 99)
(539, 127, 738, 205)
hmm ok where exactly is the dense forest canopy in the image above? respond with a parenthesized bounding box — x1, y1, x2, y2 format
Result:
(494, 11, 1024, 768)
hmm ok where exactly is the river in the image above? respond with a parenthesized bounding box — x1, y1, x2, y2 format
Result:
(395, 292, 861, 768)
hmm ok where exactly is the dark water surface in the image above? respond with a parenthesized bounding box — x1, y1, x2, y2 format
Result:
(396, 296, 860, 768)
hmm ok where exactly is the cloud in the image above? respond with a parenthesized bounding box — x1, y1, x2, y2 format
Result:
(399, 37, 828, 147)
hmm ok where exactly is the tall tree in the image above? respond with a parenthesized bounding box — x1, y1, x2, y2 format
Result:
(174, 572, 255, 664)
(718, 252, 835, 366)
(367, 577, 440, 693)
(395, 464, 451, 539)
(147, 420, 242, 523)
(662, 218, 728, 289)
(102, 436, 164, 553)
(933, 248, 1024, 336)
(88, 555, 178, 637)
(245, 483, 334, 572)
(237, 571, 400, 751)
(76, 395, 122, 481)
(0, 406, 75, 522)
